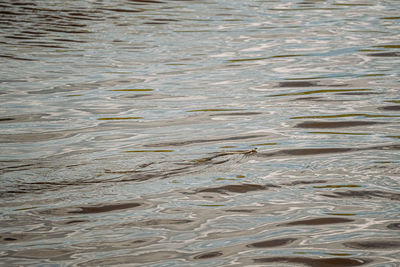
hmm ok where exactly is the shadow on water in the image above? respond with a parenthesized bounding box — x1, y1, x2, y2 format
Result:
(344, 240, 400, 250)
(194, 183, 278, 194)
(320, 190, 400, 201)
(247, 238, 297, 248)
(67, 202, 142, 214)
(2, 143, 399, 197)
(367, 52, 400, 57)
(253, 257, 370, 267)
(295, 121, 386, 128)
(0, 0, 172, 61)
(279, 217, 354, 226)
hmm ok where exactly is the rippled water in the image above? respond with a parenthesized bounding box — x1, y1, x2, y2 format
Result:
(1, 0, 400, 266)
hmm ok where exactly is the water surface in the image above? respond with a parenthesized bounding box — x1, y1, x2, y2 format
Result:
(1, 0, 400, 266)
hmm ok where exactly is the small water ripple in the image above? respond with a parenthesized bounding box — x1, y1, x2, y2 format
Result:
(1, 0, 400, 265)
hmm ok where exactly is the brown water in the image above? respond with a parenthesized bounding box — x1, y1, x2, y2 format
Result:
(1, 0, 400, 266)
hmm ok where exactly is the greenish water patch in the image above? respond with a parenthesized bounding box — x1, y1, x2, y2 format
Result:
(15, 206, 38, 211)
(359, 49, 383, 52)
(251, 142, 278, 146)
(270, 54, 302, 58)
(325, 253, 354, 256)
(215, 178, 236, 181)
(374, 45, 400, 49)
(64, 94, 83, 97)
(228, 57, 267, 63)
(359, 74, 385, 77)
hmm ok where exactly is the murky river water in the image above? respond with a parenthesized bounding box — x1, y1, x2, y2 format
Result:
(1, 0, 400, 266)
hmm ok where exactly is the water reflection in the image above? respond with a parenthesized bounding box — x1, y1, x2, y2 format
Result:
(1, 0, 400, 265)
(253, 257, 370, 266)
